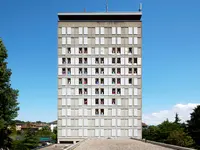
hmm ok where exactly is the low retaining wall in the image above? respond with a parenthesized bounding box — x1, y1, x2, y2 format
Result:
(131, 138, 195, 150)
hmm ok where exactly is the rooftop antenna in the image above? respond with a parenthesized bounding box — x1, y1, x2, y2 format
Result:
(106, 0, 108, 12)
(139, 3, 142, 12)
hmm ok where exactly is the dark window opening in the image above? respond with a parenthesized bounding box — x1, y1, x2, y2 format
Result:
(79, 48, 83, 54)
(112, 48, 116, 53)
(117, 68, 121, 74)
(95, 99, 99, 105)
(117, 47, 121, 53)
(62, 68, 66, 75)
(62, 58, 66, 64)
(117, 88, 121, 94)
(117, 78, 121, 84)
(129, 48, 132, 53)
(84, 99, 88, 105)
(100, 99, 104, 105)
(112, 99, 116, 104)
(84, 48, 88, 54)
(129, 68, 132, 74)
(134, 58, 137, 64)
(112, 88, 116, 94)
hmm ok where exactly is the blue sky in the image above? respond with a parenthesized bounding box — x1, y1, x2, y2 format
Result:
(0, 0, 200, 122)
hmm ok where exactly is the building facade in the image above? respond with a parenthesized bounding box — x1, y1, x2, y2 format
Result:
(57, 12, 142, 143)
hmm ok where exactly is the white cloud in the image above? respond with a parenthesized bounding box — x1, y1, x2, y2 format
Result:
(143, 103, 200, 125)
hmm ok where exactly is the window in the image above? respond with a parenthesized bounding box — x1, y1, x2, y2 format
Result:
(112, 88, 116, 94)
(100, 99, 104, 105)
(79, 58, 82, 64)
(100, 109, 104, 115)
(79, 68, 82, 74)
(95, 88, 99, 94)
(79, 78, 82, 84)
(112, 58, 115, 64)
(112, 99, 116, 104)
(67, 58, 71, 64)
(95, 109, 99, 115)
(84, 68, 87, 74)
(84, 88, 88, 94)
(95, 99, 99, 105)
(117, 47, 121, 53)
(129, 78, 132, 84)
(84, 78, 87, 84)
(100, 88, 104, 94)
(128, 58, 132, 63)
(84, 58, 87, 64)
(62, 68, 66, 75)
(117, 68, 121, 74)
(84, 48, 88, 54)
(117, 88, 121, 94)
(117, 58, 121, 64)
(67, 68, 71, 75)
(84, 99, 88, 105)
(134, 68, 137, 74)
(79, 88, 82, 95)
(100, 58, 104, 64)
(129, 48, 132, 53)
(112, 78, 116, 84)
(117, 78, 121, 84)
(95, 68, 99, 74)
(100, 78, 104, 84)
(62, 58, 66, 64)
(79, 48, 82, 54)
(95, 58, 99, 64)
(67, 78, 71, 84)
(129, 68, 132, 74)
(67, 48, 71, 53)
(95, 78, 99, 84)
(134, 58, 137, 64)
(112, 68, 116, 74)
(100, 68, 104, 74)
(112, 48, 116, 53)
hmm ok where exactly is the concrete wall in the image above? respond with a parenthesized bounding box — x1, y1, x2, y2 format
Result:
(57, 20, 142, 142)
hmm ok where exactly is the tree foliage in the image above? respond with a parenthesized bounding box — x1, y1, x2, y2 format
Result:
(174, 113, 181, 124)
(52, 127, 57, 142)
(22, 129, 39, 149)
(37, 126, 52, 137)
(167, 129, 194, 147)
(187, 105, 200, 148)
(0, 39, 19, 149)
(142, 113, 195, 148)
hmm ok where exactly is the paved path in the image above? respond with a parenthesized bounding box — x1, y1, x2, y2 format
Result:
(74, 139, 173, 150)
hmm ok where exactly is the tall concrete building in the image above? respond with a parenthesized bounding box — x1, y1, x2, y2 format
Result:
(57, 11, 142, 143)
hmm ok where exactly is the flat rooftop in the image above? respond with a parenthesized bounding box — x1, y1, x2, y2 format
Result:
(58, 12, 142, 21)
(74, 139, 173, 150)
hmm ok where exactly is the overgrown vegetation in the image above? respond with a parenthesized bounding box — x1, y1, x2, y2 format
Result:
(143, 106, 200, 149)
(0, 39, 19, 149)
(12, 126, 57, 150)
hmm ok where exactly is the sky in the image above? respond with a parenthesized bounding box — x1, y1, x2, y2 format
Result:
(0, 0, 200, 125)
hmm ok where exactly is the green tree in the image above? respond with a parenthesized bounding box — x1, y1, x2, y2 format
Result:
(167, 128, 194, 147)
(174, 113, 181, 124)
(12, 140, 27, 150)
(0, 39, 19, 149)
(157, 120, 181, 143)
(22, 128, 39, 149)
(52, 127, 57, 142)
(142, 125, 160, 141)
(37, 126, 52, 137)
(187, 105, 200, 148)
